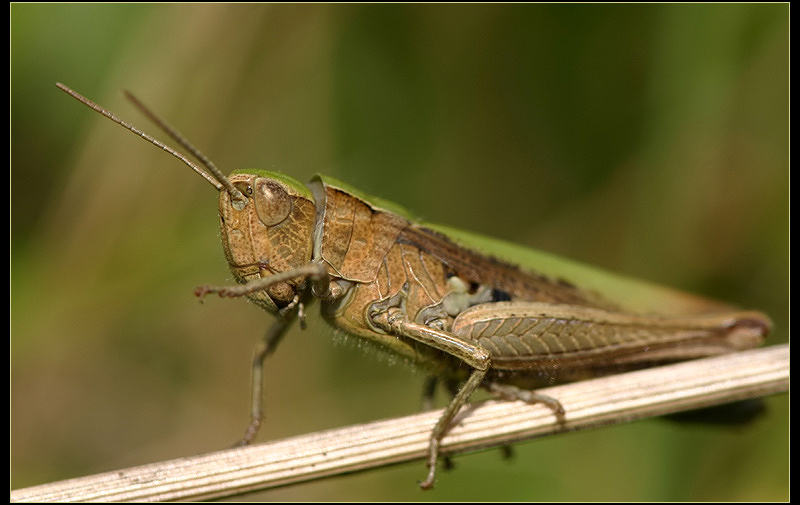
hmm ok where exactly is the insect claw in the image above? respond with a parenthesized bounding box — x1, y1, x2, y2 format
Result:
(418, 473, 436, 490)
(194, 286, 211, 300)
(418, 438, 441, 490)
(194, 284, 243, 299)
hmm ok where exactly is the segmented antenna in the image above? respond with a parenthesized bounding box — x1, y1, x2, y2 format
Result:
(55, 83, 246, 206)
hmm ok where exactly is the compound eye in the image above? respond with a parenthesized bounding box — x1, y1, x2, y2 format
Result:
(253, 179, 292, 226)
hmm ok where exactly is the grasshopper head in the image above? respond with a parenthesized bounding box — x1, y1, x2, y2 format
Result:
(54, 84, 319, 313)
(219, 170, 317, 312)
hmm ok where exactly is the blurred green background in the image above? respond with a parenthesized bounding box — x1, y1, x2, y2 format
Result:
(10, 4, 788, 501)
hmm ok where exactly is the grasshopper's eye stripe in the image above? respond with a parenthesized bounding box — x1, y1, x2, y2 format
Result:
(254, 179, 292, 226)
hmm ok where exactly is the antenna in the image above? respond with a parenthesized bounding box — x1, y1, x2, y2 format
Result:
(55, 82, 246, 206)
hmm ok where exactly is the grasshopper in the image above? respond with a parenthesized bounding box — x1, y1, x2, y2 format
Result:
(57, 83, 771, 489)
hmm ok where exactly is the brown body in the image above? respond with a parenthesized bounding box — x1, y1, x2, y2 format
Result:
(220, 173, 769, 388)
(58, 83, 771, 489)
